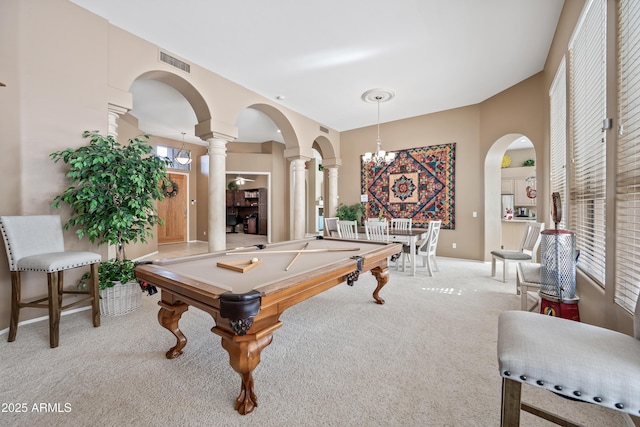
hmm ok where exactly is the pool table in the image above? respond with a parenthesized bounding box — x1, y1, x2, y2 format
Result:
(135, 236, 402, 415)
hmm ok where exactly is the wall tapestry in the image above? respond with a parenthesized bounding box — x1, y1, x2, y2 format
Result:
(361, 143, 455, 229)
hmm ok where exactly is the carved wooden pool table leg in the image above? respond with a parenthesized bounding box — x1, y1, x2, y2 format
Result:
(370, 266, 389, 305)
(220, 332, 274, 415)
(157, 300, 189, 359)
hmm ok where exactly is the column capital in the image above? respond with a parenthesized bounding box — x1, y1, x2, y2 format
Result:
(284, 147, 314, 161)
(322, 158, 342, 168)
(206, 135, 232, 144)
(107, 103, 129, 116)
(107, 104, 129, 138)
(206, 138, 228, 157)
(196, 119, 238, 141)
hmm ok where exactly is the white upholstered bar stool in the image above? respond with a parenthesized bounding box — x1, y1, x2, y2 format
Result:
(497, 296, 640, 426)
(0, 215, 101, 348)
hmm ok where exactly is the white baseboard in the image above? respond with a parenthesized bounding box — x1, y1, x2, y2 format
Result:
(134, 251, 158, 261)
(0, 305, 91, 337)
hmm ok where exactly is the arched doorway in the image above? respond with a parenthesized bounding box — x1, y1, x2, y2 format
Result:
(484, 134, 537, 261)
(128, 76, 205, 244)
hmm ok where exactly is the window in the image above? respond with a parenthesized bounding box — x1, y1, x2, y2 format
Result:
(568, 0, 607, 286)
(549, 57, 567, 229)
(615, 0, 640, 313)
(156, 145, 191, 171)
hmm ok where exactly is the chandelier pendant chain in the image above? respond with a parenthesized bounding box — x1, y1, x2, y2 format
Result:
(376, 96, 382, 154)
(361, 88, 396, 167)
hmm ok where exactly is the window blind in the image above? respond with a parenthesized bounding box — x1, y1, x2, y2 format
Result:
(568, 0, 607, 286)
(615, 0, 640, 313)
(549, 57, 567, 229)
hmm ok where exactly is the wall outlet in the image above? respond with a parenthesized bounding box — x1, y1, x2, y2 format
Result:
(203, 231, 207, 236)
(452, 243, 456, 249)
(472, 211, 477, 217)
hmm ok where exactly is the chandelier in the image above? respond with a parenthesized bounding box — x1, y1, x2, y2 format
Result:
(175, 132, 192, 165)
(362, 88, 396, 167)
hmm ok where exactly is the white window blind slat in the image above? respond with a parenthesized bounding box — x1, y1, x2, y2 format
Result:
(569, 0, 607, 286)
(550, 57, 567, 229)
(615, 0, 640, 314)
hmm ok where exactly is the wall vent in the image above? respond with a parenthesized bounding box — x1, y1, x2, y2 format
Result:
(319, 126, 329, 134)
(159, 51, 191, 73)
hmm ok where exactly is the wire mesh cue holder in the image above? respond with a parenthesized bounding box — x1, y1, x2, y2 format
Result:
(539, 229, 580, 321)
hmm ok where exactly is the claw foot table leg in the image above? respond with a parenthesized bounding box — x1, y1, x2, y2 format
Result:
(371, 266, 389, 305)
(158, 300, 189, 359)
(215, 325, 278, 415)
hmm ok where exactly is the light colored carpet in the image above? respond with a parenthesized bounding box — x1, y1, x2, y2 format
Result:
(0, 258, 629, 426)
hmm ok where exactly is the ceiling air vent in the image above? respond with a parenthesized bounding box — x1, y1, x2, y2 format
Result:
(319, 126, 329, 134)
(159, 51, 191, 73)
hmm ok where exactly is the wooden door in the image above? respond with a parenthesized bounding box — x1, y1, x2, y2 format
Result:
(158, 173, 187, 244)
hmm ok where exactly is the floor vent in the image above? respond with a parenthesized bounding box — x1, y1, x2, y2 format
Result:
(160, 51, 191, 73)
(319, 126, 329, 134)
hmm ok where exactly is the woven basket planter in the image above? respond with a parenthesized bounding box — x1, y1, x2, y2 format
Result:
(99, 280, 142, 316)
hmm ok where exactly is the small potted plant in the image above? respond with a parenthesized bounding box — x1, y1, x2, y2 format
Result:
(51, 131, 170, 315)
(336, 203, 364, 224)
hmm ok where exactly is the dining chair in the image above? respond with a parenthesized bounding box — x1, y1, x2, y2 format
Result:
(0, 215, 101, 348)
(324, 217, 339, 237)
(336, 220, 359, 239)
(390, 218, 412, 232)
(389, 218, 412, 269)
(497, 292, 640, 426)
(401, 220, 442, 276)
(491, 222, 544, 283)
(364, 219, 389, 242)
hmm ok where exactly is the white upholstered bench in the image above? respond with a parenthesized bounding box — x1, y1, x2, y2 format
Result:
(497, 302, 640, 426)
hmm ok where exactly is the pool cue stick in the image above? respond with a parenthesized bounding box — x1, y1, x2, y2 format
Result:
(285, 242, 309, 271)
(226, 247, 360, 255)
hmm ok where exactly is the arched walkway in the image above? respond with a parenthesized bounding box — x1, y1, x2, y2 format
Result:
(483, 133, 536, 261)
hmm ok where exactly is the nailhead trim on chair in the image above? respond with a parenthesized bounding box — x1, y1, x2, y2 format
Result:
(17, 259, 100, 272)
(501, 370, 633, 414)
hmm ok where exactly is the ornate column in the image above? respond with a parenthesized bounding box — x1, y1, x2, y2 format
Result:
(206, 137, 229, 252)
(326, 166, 339, 218)
(291, 157, 309, 240)
(107, 104, 128, 138)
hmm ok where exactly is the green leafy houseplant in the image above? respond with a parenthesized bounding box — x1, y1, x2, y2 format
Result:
(51, 131, 170, 290)
(336, 203, 364, 224)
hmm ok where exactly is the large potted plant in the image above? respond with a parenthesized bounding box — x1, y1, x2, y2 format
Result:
(51, 131, 170, 316)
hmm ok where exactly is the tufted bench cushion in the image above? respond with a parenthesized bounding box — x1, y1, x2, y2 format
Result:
(498, 310, 640, 417)
(16, 252, 102, 272)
